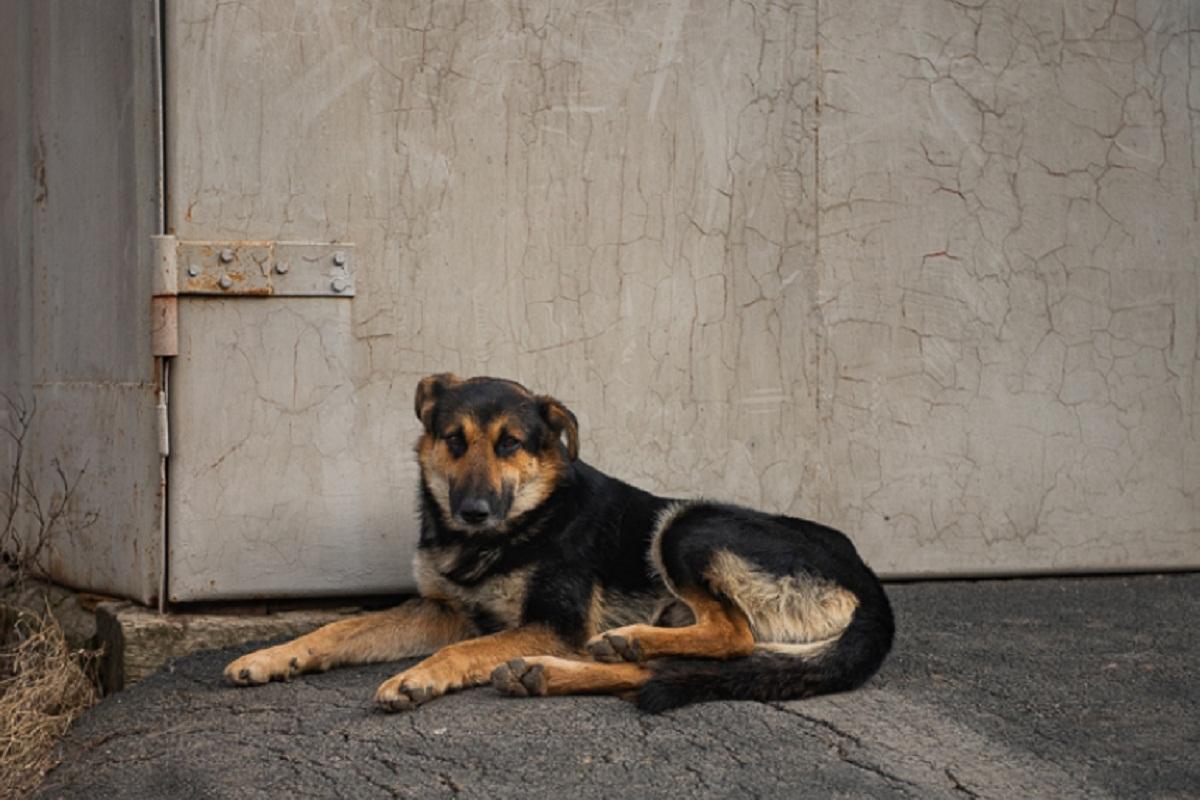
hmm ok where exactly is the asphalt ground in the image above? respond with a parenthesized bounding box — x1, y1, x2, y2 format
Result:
(35, 574, 1200, 799)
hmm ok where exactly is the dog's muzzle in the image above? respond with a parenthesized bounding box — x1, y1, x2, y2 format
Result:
(455, 497, 492, 526)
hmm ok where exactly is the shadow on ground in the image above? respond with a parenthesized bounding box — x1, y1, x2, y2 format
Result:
(35, 575, 1200, 799)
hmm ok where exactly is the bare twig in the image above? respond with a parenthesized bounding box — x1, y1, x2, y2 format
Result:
(0, 392, 33, 564)
(2, 393, 96, 585)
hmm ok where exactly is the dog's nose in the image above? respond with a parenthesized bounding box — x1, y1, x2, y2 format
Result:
(458, 498, 491, 525)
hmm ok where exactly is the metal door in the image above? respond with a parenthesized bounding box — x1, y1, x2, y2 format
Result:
(160, 0, 1198, 601)
(1, 1, 165, 605)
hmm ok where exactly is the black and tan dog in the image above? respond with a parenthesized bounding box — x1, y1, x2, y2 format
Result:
(225, 374, 894, 712)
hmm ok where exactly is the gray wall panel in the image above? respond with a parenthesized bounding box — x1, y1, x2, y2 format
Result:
(168, 298, 416, 600)
(164, 0, 1197, 598)
(31, 0, 157, 385)
(2, 1, 163, 603)
(816, 1, 1199, 574)
(166, 0, 823, 598)
(1, 1, 33, 395)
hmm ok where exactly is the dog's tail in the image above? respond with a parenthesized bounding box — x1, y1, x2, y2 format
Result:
(635, 589, 894, 713)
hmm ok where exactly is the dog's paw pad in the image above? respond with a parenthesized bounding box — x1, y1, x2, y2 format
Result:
(375, 680, 435, 712)
(378, 694, 414, 712)
(586, 636, 618, 662)
(224, 652, 285, 686)
(491, 659, 547, 697)
(490, 660, 527, 696)
(587, 632, 642, 663)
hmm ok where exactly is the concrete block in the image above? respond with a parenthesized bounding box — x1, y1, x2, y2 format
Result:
(95, 601, 361, 694)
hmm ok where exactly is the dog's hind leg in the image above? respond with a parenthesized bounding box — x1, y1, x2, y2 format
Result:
(225, 598, 472, 685)
(586, 504, 759, 664)
(585, 590, 754, 662)
(491, 656, 651, 698)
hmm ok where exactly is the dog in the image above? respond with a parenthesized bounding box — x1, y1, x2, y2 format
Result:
(224, 374, 894, 712)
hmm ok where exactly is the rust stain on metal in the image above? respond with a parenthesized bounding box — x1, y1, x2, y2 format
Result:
(183, 272, 276, 296)
(150, 296, 178, 356)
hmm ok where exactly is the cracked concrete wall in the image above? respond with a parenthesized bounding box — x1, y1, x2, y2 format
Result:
(817, 1, 1199, 574)
(165, 0, 1197, 600)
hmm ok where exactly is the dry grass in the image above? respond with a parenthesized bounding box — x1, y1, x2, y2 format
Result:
(1, 392, 104, 797)
(0, 602, 99, 799)
(1, 391, 104, 797)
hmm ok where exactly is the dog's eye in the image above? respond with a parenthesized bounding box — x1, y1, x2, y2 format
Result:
(444, 432, 467, 456)
(496, 434, 521, 456)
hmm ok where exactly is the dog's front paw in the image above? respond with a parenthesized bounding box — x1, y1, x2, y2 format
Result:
(224, 646, 302, 686)
(375, 667, 453, 712)
(586, 629, 644, 663)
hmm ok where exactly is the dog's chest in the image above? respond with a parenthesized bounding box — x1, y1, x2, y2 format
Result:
(412, 546, 530, 629)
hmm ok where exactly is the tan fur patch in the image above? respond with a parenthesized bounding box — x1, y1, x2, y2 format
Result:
(754, 639, 838, 657)
(416, 436, 454, 522)
(703, 550, 859, 645)
(506, 464, 559, 518)
(587, 585, 670, 638)
(413, 549, 531, 629)
(647, 500, 698, 596)
(586, 584, 605, 639)
(493, 414, 563, 519)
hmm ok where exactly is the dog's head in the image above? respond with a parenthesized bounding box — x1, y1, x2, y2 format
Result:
(414, 373, 579, 532)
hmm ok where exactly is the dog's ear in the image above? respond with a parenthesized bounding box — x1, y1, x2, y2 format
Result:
(414, 373, 460, 432)
(537, 395, 579, 461)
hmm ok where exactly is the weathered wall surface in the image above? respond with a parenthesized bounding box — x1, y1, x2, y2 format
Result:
(166, 0, 1197, 599)
(0, 1, 32, 396)
(1, 1, 163, 603)
(818, 2, 1199, 573)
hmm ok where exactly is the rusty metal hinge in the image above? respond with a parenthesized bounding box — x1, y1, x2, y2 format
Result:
(167, 238, 356, 297)
(151, 235, 178, 357)
(150, 236, 356, 356)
